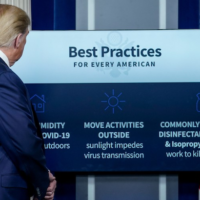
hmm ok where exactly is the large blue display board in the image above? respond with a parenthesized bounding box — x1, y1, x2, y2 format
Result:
(13, 30, 200, 171)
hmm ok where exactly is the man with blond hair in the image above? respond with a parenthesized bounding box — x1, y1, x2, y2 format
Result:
(0, 4, 56, 200)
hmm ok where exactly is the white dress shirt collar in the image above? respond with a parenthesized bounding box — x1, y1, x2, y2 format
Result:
(0, 50, 10, 67)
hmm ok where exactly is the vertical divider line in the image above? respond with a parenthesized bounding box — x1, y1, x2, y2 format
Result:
(20, 0, 23, 9)
(19, 0, 22, 9)
(28, 0, 32, 30)
(88, 175, 95, 200)
(159, 175, 167, 200)
(199, 187, 200, 200)
(88, 0, 95, 30)
(159, 0, 167, 29)
(24, 0, 26, 15)
(53, 0, 56, 30)
(16, 0, 19, 7)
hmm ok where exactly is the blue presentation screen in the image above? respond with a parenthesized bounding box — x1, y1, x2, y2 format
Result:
(13, 30, 200, 171)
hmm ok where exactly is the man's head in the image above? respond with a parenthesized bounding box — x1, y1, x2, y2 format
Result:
(0, 4, 30, 66)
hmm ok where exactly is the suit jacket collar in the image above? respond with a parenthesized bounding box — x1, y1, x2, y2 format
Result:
(0, 50, 9, 67)
(0, 58, 11, 74)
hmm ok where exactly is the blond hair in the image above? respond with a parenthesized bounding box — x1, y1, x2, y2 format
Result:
(0, 4, 30, 47)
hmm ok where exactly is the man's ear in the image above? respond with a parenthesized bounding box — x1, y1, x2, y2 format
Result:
(14, 33, 23, 49)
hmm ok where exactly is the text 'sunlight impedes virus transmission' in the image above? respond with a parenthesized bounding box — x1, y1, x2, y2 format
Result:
(101, 89, 125, 114)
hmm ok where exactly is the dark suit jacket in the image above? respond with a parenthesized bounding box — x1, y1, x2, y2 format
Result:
(0, 58, 49, 200)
